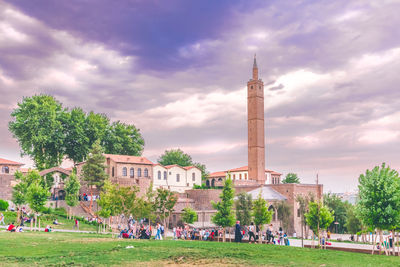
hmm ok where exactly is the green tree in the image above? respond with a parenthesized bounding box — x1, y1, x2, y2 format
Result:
(12, 171, 28, 212)
(84, 111, 109, 149)
(64, 170, 81, 219)
(26, 175, 51, 230)
(81, 140, 108, 212)
(211, 176, 235, 242)
(154, 188, 178, 232)
(0, 199, 9, 211)
(357, 163, 400, 254)
(103, 121, 144, 156)
(296, 193, 314, 247)
(62, 107, 90, 164)
(323, 193, 350, 233)
(282, 173, 300, 184)
(345, 204, 362, 235)
(277, 200, 293, 233)
(252, 193, 273, 243)
(235, 192, 253, 226)
(97, 180, 119, 225)
(9, 95, 65, 170)
(181, 207, 198, 225)
(305, 201, 334, 248)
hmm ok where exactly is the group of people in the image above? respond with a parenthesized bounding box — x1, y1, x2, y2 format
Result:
(119, 224, 152, 239)
(235, 221, 290, 245)
(6, 222, 23, 232)
(80, 193, 100, 202)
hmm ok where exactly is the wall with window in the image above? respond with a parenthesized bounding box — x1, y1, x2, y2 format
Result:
(152, 165, 202, 193)
(0, 164, 22, 175)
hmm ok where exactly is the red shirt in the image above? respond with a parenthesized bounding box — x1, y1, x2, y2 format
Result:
(7, 224, 15, 231)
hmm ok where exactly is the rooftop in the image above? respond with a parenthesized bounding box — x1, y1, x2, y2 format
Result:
(0, 158, 24, 166)
(244, 186, 287, 201)
(104, 154, 153, 165)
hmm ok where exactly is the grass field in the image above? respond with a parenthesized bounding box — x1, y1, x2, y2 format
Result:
(0, 231, 399, 266)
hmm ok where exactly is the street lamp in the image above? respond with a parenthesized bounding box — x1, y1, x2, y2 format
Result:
(334, 221, 339, 234)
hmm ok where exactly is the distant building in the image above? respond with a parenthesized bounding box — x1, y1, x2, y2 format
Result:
(0, 157, 24, 200)
(153, 164, 201, 193)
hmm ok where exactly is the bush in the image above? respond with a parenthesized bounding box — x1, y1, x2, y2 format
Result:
(0, 199, 9, 211)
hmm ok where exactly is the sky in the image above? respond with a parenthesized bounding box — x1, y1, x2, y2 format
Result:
(1, 0, 400, 193)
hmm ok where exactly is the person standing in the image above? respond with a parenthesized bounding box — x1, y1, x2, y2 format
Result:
(73, 218, 79, 230)
(155, 223, 162, 240)
(0, 213, 5, 225)
(234, 221, 242, 243)
(248, 222, 256, 244)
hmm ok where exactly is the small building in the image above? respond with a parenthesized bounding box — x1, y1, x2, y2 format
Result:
(152, 164, 202, 193)
(0, 157, 24, 200)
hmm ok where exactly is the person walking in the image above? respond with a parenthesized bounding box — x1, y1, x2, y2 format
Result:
(73, 218, 79, 230)
(155, 223, 162, 240)
(234, 221, 242, 243)
(0, 213, 5, 225)
(248, 222, 256, 244)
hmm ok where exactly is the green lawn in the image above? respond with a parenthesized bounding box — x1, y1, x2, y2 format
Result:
(0, 231, 398, 266)
(2, 211, 99, 232)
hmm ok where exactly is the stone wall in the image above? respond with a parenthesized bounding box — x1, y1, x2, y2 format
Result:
(0, 174, 15, 200)
(185, 189, 222, 210)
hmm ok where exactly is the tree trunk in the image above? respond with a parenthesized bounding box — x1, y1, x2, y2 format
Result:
(38, 218, 41, 232)
(371, 232, 375, 255)
(30, 219, 33, 232)
(223, 227, 226, 242)
(34, 214, 37, 231)
(301, 219, 304, 248)
(259, 229, 262, 244)
(379, 230, 383, 255)
(89, 186, 93, 213)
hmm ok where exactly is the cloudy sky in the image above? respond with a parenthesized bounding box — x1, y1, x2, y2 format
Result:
(1, 0, 399, 192)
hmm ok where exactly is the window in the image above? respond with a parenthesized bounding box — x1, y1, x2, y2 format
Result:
(144, 168, 148, 177)
(2, 166, 9, 174)
(176, 174, 180, 182)
(112, 167, 115, 177)
(239, 174, 242, 180)
(233, 174, 236, 179)
(245, 173, 247, 180)
(251, 85, 253, 89)
(164, 171, 167, 180)
(130, 168, 134, 178)
(297, 209, 300, 217)
(192, 172, 195, 182)
(137, 168, 142, 177)
(158, 171, 161, 180)
(169, 171, 171, 175)
(122, 167, 127, 177)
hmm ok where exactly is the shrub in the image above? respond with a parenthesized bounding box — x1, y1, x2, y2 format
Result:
(0, 199, 9, 211)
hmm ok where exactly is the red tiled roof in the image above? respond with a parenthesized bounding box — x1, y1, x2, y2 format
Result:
(209, 166, 282, 177)
(0, 158, 24, 166)
(20, 168, 33, 173)
(183, 166, 199, 170)
(104, 154, 153, 165)
(209, 171, 227, 178)
(164, 164, 185, 169)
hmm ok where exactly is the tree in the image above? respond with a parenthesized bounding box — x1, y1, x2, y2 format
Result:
(154, 188, 178, 232)
(305, 201, 334, 248)
(211, 176, 235, 242)
(323, 193, 350, 233)
(81, 140, 108, 212)
(277, 201, 293, 234)
(64, 170, 81, 219)
(282, 173, 300, 184)
(345, 205, 362, 235)
(235, 192, 253, 226)
(84, 111, 109, 150)
(103, 121, 144, 156)
(26, 176, 51, 231)
(97, 180, 120, 229)
(296, 193, 314, 247)
(181, 207, 198, 225)
(357, 163, 400, 254)
(0, 199, 9, 211)
(252, 193, 273, 243)
(9, 95, 65, 170)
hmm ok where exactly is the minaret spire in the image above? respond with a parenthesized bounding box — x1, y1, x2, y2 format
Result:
(252, 54, 258, 80)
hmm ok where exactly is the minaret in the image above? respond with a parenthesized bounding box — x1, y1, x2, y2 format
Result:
(247, 55, 266, 184)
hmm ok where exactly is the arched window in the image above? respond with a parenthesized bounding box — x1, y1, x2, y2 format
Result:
(130, 168, 134, 178)
(239, 174, 242, 179)
(176, 174, 180, 182)
(218, 178, 222, 181)
(112, 167, 115, 177)
(2, 166, 9, 174)
(211, 179, 215, 187)
(163, 171, 167, 180)
(137, 168, 142, 177)
(192, 173, 195, 181)
(144, 168, 148, 177)
(206, 180, 210, 187)
(122, 167, 127, 176)
(233, 174, 236, 179)
(158, 171, 161, 180)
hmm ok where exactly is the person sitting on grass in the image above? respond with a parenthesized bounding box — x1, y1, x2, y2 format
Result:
(7, 222, 16, 232)
(53, 219, 61, 225)
(45, 225, 52, 232)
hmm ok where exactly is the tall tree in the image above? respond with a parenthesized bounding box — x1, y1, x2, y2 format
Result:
(277, 200, 293, 233)
(252, 193, 273, 243)
(62, 107, 90, 164)
(357, 163, 400, 254)
(81, 140, 108, 212)
(154, 188, 178, 232)
(296, 193, 314, 247)
(305, 201, 334, 248)
(323, 193, 350, 233)
(64, 170, 81, 219)
(103, 121, 145, 156)
(9, 95, 65, 170)
(181, 207, 198, 225)
(345, 204, 362, 236)
(211, 176, 235, 242)
(282, 173, 300, 184)
(84, 111, 109, 148)
(235, 192, 253, 226)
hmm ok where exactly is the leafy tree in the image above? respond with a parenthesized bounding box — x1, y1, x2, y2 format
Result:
(211, 176, 235, 242)
(282, 173, 300, 184)
(9, 95, 65, 170)
(0, 199, 9, 211)
(154, 188, 178, 232)
(357, 163, 400, 254)
(305, 201, 334, 247)
(181, 207, 198, 224)
(345, 204, 362, 235)
(97, 180, 119, 221)
(296, 193, 314, 247)
(61, 107, 90, 164)
(277, 200, 293, 233)
(323, 193, 350, 233)
(235, 192, 253, 226)
(84, 111, 109, 149)
(252, 193, 273, 243)
(103, 121, 144, 156)
(12, 171, 28, 210)
(81, 140, 108, 212)
(64, 170, 81, 219)
(26, 181, 50, 213)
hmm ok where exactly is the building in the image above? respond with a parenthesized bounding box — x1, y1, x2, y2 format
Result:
(152, 164, 202, 193)
(206, 166, 282, 187)
(0, 157, 24, 200)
